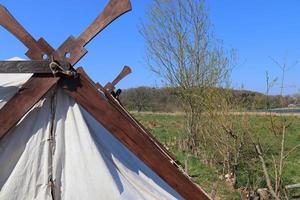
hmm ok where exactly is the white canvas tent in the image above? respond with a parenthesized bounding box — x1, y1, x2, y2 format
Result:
(0, 1, 211, 198)
(0, 74, 185, 200)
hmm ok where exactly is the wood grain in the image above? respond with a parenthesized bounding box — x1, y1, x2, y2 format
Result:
(0, 60, 70, 73)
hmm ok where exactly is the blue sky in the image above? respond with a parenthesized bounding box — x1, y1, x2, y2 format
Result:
(0, 0, 300, 95)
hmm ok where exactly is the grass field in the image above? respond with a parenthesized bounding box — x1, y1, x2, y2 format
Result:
(133, 112, 300, 199)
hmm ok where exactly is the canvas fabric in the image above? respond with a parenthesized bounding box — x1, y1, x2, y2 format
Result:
(0, 74, 183, 200)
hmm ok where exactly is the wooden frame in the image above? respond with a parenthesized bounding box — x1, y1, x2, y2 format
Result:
(0, 71, 211, 200)
(0, 60, 70, 73)
(0, 1, 211, 198)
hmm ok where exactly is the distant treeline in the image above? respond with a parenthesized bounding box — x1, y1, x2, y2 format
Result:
(120, 87, 180, 112)
(120, 87, 296, 112)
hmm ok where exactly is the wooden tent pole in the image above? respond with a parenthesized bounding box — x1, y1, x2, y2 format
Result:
(60, 69, 211, 200)
(0, 0, 132, 139)
(0, 75, 59, 139)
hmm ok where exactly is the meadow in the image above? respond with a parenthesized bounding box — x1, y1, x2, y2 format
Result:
(133, 112, 300, 199)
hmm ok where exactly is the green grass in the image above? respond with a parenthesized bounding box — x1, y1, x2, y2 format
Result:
(248, 115, 300, 184)
(133, 112, 300, 199)
(134, 113, 242, 199)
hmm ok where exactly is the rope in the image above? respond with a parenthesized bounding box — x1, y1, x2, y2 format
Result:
(49, 57, 77, 78)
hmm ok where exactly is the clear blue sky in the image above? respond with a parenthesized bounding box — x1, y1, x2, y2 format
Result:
(1, 0, 300, 95)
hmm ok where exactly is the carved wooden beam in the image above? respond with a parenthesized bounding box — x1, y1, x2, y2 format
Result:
(0, 1, 209, 198)
(0, 60, 70, 73)
(76, 67, 178, 163)
(60, 69, 210, 200)
(104, 66, 132, 92)
(0, 0, 131, 64)
(76, 67, 177, 164)
(0, 0, 132, 140)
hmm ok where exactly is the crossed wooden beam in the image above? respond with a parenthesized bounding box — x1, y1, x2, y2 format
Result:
(0, 1, 210, 200)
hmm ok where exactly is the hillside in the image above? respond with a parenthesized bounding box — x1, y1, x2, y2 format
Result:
(120, 87, 294, 112)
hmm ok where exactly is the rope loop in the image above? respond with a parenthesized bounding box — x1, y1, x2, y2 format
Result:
(49, 56, 77, 78)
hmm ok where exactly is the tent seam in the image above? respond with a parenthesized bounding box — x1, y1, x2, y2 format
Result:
(48, 88, 57, 200)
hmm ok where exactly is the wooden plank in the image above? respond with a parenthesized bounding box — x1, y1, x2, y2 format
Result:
(76, 67, 178, 163)
(102, 87, 180, 164)
(0, 74, 59, 139)
(0, 60, 70, 73)
(60, 71, 211, 200)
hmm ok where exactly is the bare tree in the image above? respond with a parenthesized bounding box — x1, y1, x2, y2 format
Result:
(140, 0, 235, 153)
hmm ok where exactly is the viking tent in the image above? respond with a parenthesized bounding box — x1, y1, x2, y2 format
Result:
(0, 73, 192, 199)
(0, 1, 210, 199)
